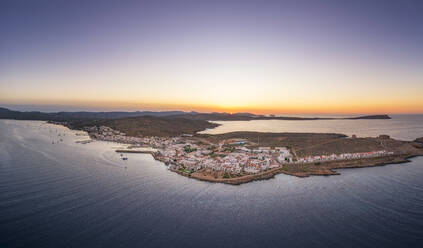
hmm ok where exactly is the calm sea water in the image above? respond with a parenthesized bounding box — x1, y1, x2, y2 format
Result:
(1, 119, 423, 248)
(202, 114, 423, 141)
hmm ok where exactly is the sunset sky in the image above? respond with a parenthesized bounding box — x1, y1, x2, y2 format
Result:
(1, 0, 423, 114)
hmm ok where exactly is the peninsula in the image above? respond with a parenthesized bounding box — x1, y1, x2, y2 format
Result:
(79, 125, 423, 184)
(1, 107, 421, 185)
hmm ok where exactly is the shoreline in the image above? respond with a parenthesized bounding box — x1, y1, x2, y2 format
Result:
(47, 120, 423, 185)
(172, 154, 423, 185)
(151, 144, 423, 185)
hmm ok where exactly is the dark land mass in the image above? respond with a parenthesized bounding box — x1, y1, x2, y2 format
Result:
(2, 106, 420, 184)
(191, 132, 423, 184)
(347, 115, 391, 119)
(0, 107, 390, 122)
(197, 131, 420, 157)
(0, 107, 186, 120)
(165, 113, 391, 121)
(197, 131, 348, 150)
(63, 116, 219, 137)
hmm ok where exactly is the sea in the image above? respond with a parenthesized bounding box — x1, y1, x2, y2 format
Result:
(201, 114, 423, 141)
(1, 116, 423, 248)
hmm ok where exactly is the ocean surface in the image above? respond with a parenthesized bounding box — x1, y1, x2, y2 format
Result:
(1, 119, 423, 248)
(202, 114, 423, 141)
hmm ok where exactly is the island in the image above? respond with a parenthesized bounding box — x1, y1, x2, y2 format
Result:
(1, 107, 421, 185)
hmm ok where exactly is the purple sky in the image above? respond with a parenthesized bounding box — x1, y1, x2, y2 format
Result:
(1, 0, 423, 113)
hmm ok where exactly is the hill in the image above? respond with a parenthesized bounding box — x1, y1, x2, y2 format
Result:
(0, 107, 391, 122)
(0, 107, 186, 120)
(65, 116, 219, 137)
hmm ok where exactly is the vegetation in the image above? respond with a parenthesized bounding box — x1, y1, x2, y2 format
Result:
(184, 145, 197, 153)
(68, 116, 218, 137)
(0, 107, 390, 123)
(222, 145, 235, 153)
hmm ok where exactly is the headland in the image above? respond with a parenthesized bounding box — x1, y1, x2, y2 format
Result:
(1, 107, 422, 185)
(75, 125, 423, 185)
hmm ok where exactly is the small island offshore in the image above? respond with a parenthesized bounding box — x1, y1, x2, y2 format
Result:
(1, 107, 422, 185)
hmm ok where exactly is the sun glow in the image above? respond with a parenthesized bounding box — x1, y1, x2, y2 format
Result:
(1, 1, 423, 114)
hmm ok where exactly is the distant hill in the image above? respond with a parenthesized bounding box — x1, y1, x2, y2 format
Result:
(0, 107, 393, 137)
(169, 112, 260, 121)
(0, 107, 51, 120)
(0, 107, 391, 122)
(169, 112, 391, 121)
(347, 115, 391, 120)
(0, 107, 186, 120)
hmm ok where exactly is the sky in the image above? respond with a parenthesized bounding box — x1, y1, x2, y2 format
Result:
(1, 0, 423, 114)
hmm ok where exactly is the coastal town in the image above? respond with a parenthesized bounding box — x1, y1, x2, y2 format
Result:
(81, 125, 395, 178)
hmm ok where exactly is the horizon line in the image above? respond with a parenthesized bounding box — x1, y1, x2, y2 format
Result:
(1, 104, 422, 116)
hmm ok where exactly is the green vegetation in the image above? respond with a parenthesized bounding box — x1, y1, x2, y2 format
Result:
(199, 131, 406, 157)
(222, 145, 235, 153)
(178, 165, 193, 174)
(210, 153, 226, 158)
(63, 116, 219, 137)
(184, 145, 197, 153)
(222, 173, 240, 179)
(198, 132, 348, 150)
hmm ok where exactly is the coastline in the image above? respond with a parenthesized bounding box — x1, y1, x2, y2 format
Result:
(144, 136, 423, 185)
(48, 120, 423, 185)
(175, 154, 423, 185)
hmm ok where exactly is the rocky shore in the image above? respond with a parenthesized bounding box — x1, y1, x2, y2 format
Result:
(186, 153, 423, 185)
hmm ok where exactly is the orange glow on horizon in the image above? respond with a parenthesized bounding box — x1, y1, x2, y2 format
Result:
(2, 97, 422, 115)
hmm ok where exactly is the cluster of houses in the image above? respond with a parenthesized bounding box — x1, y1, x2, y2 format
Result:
(84, 126, 294, 174)
(295, 150, 394, 163)
(84, 126, 141, 143)
(83, 125, 395, 175)
(84, 126, 164, 145)
(155, 141, 293, 175)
